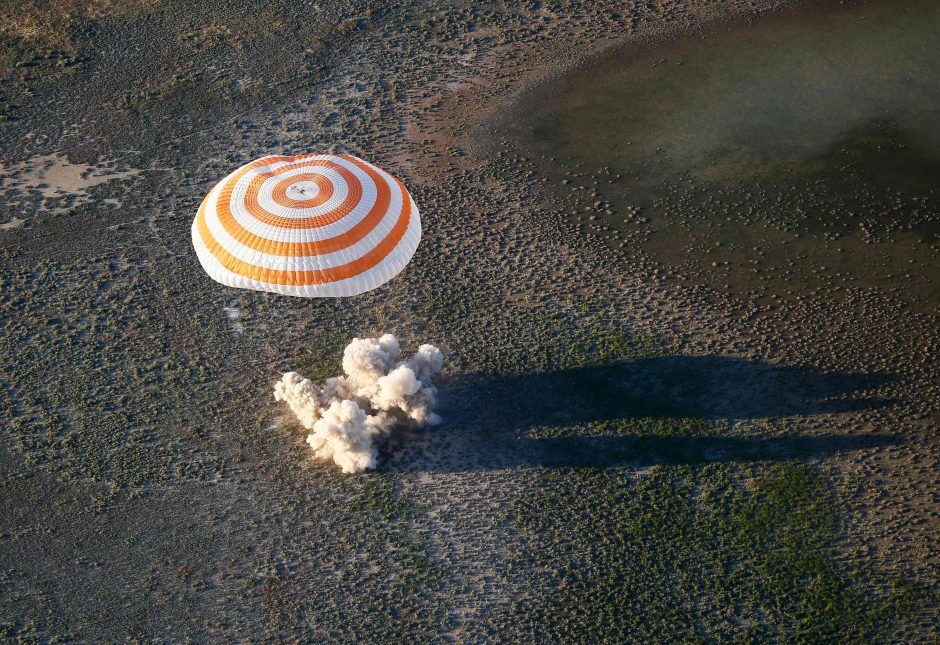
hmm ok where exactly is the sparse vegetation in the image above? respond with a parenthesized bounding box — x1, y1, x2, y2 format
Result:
(0, 0, 936, 641)
(504, 460, 936, 642)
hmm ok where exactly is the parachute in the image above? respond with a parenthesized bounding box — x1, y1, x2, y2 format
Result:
(192, 154, 421, 297)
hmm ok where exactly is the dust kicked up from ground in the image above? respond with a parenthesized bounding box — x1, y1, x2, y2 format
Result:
(0, 0, 937, 641)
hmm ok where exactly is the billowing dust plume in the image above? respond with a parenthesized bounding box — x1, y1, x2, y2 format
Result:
(274, 334, 443, 473)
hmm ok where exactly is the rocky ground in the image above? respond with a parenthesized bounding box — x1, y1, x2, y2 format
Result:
(0, 0, 937, 641)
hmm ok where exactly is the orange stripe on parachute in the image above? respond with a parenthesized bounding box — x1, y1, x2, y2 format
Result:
(237, 159, 362, 229)
(196, 177, 412, 286)
(271, 173, 334, 208)
(205, 155, 394, 256)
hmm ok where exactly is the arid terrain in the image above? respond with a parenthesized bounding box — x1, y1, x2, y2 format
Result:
(1, 0, 937, 641)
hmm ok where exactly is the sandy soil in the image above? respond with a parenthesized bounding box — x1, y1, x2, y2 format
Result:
(0, 0, 936, 641)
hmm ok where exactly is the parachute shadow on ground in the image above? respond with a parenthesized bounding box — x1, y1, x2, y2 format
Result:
(519, 433, 899, 470)
(459, 355, 899, 424)
(383, 355, 899, 472)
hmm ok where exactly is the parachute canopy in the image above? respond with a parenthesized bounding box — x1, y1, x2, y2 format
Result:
(192, 154, 421, 297)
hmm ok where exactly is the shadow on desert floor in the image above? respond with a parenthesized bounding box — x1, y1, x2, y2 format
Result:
(383, 355, 899, 472)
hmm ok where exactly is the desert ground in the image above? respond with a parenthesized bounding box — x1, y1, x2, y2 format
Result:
(1, 0, 937, 641)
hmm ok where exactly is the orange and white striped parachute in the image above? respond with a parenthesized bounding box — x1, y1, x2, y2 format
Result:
(192, 154, 421, 297)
